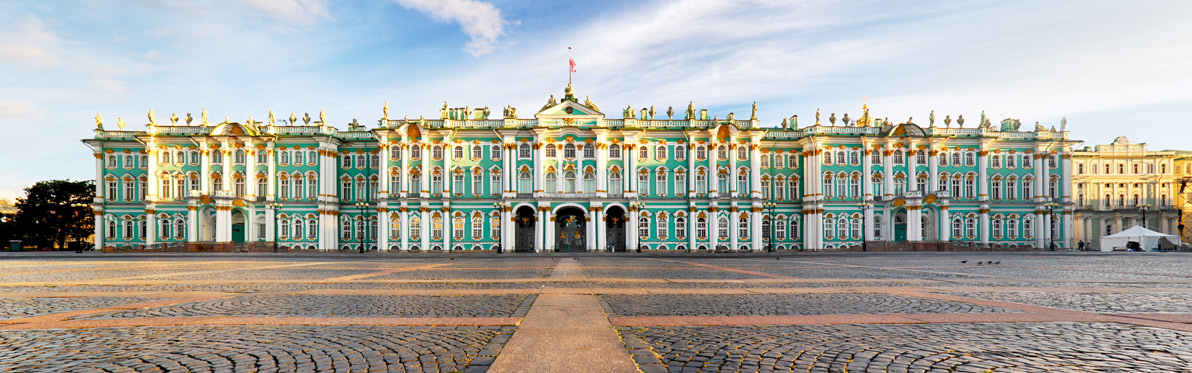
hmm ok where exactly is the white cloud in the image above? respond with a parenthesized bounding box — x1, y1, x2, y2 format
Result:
(0, 99, 37, 119)
(394, 0, 508, 56)
(233, 0, 330, 25)
(0, 16, 61, 67)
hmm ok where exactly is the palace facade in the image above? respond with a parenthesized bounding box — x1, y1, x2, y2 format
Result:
(82, 86, 1078, 252)
(1071, 137, 1183, 249)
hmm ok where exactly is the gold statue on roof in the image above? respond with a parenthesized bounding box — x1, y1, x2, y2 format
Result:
(383, 101, 389, 120)
(147, 108, 156, 126)
(117, 117, 126, 130)
(200, 108, 209, 126)
(95, 113, 103, 129)
(815, 108, 821, 125)
(268, 109, 275, 125)
(319, 108, 327, 126)
(751, 101, 757, 121)
(170, 112, 179, 125)
(584, 96, 599, 112)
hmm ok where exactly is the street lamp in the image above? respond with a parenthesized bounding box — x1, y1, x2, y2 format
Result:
(355, 201, 368, 253)
(1139, 204, 1151, 229)
(1045, 202, 1060, 251)
(763, 202, 776, 252)
(268, 203, 282, 253)
(493, 202, 503, 253)
(70, 203, 89, 253)
(857, 201, 872, 252)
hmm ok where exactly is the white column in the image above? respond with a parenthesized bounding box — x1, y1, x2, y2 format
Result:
(379, 144, 390, 198)
(938, 206, 951, 242)
(907, 206, 922, 241)
(400, 208, 409, 251)
(687, 206, 696, 251)
(443, 209, 452, 252)
(187, 207, 198, 242)
(93, 211, 104, 249)
(980, 204, 991, 244)
(245, 146, 257, 199)
(978, 148, 989, 201)
(378, 209, 390, 251)
(907, 148, 918, 192)
(596, 143, 608, 197)
(729, 205, 739, 251)
(146, 145, 158, 201)
(221, 143, 231, 191)
(594, 206, 604, 252)
(200, 146, 211, 195)
(863, 207, 875, 242)
(750, 143, 761, 198)
(400, 144, 410, 196)
(708, 144, 718, 197)
(626, 144, 637, 195)
(586, 208, 596, 252)
(882, 148, 894, 199)
(145, 212, 156, 248)
(628, 208, 639, 251)
(536, 207, 546, 252)
(443, 148, 453, 198)
(709, 206, 719, 250)
(751, 206, 762, 252)
(687, 144, 696, 198)
(266, 206, 276, 243)
(928, 149, 938, 192)
(266, 145, 276, 201)
(421, 207, 430, 251)
(544, 208, 555, 252)
(729, 145, 738, 197)
(421, 144, 431, 197)
(534, 143, 545, 197)
(863, 148, 874, 199)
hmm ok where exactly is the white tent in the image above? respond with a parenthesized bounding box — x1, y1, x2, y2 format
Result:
(1100, 225, 1182, 251)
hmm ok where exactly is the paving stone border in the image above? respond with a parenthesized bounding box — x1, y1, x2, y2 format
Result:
(0, 297, 164, 320)
(80, 294, 537, 319)
(599, 293, 1019, 317)
(950, 291, 1192, 313)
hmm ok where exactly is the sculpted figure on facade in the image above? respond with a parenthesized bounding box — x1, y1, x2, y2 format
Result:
(815, 108, 821, 125)
(584, 96, 599, 112)
(201, 108, 209, 126)
(95, 113, 103, 129)
(383, 101, 389, 120)
(685, 101, 695, 120)
(319, 108, 327, 126)
(751, 101, 758, 121)
(268, 109, 275, 126)
(929, 110, 935, 127)
(147, 108, 156, 126)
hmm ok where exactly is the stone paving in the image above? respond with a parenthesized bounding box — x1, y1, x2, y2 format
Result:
(1, 251, 1192, 372)
(600, 293, 1018, 317)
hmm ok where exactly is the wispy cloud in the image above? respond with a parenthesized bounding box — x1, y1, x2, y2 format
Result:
(394, 0, 509, 56)
(0, 16, 61, 68)
(233, 0, 330, 25)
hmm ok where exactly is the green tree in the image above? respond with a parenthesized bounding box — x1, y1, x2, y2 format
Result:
(15, 180, 94, 250)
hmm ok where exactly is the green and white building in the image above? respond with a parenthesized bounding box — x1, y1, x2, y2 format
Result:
(82, 85, 1078, 252)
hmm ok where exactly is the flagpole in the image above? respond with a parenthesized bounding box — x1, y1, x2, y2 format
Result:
(568, 46, 573, 86)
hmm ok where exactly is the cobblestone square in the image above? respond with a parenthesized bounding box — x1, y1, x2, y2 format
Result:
(1, 251, 1191, 372)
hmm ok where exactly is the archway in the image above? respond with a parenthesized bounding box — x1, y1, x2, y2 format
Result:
(555, 206, 586, 252)
(200, 207, 216, 242)
(605, 206, 627, 252)
(893, 209, 907, 242)
(514, 206, 536, 253)
(921, 207, 937, 241)
(231, 209, 246, 243)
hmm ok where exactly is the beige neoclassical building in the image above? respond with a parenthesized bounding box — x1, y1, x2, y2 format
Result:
(1071, 137, 1181, 249)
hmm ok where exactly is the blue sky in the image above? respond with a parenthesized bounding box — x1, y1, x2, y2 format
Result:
(1, 0, 1190, 200)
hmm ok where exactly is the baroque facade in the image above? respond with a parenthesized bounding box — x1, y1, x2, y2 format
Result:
(81, 86, 1077, 252)
(1071, 137, 1182, 249)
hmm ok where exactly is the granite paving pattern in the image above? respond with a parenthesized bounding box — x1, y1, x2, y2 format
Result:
(619, 323, 1192, 372)
(950, 291, 1192, 313)
(0, 325, 514, 372)
(83, 294, 536, 318)
(600, 293, 1018, 316)
(0, 297, 163, 320)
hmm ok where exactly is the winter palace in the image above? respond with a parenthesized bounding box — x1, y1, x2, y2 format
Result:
(82, 85, 1082, 252)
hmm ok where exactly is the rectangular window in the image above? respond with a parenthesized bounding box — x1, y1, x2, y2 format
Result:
(491, 145, 501, 160)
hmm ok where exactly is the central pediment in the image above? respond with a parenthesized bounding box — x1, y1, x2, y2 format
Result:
(536, 99, 603, 118)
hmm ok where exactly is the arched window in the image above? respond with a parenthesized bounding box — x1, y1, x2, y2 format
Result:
(776, 217, 787, 240)
(410, 145, 422, 160)
(964, 175, 976, 199)
(718, 216, 729, 240)
(519, 170, 533, 194)
(174, 218, 185, 240)
(490, 214, 500, 239)
(738, 215, 749, 239)
(916, 151, 927, 165)
(790, 217, 800, 239)
(737, 170, 748, 197)
(675, 216, 687, 240)
(280, 177, 292, 200)
(657, 215, 667, 239)
(736, 146, 747, 160)
(965, 217, 977, 238)
(292, 218, 304, 240)
(583, 145, 594, 158)
(675, 170, 687, 196)
(471, 145, 482, 159)
(849, 174, 861, 198)
(158, 216, 171, 240)
(609, 170, 622, 195)
(992, 178, 1002, 200)
(545, 172, 558, 193)
(564, 170, 577, 193)
(307, 218, 317, 239)
(409, 216, 421, 241)
(892, 149, 904, 165)
(453, 146, 464, 160)
(836, 150, 846, 165)
(774, 176, 786, 200)
(964, 152, 975, 166)
(658, 170, 669, 197)
(564, 144, 577, 159)
(657, 145, 668, 160)
(609, 144, 621, 159)
(761, 178, 771, 199)
(822, 173, 834, 198)
(584, 169, 596, 193)
(871, 215, 881, 239)
(339, 218, 351, 240)
(695, 170, 707, 195)
(823, 216, 834, 239)
(453, 217, 464, 240)
(696, 145, 706, 160)
(788, 177, 799, 201)
(638, 145, 648, 160)
(696, 217, 708, 239)
(545, 144, 557, 158)
(488, 170, 499, 195)
(952, 217, 964, 239)
(1023, 216, 1034, 239)
(992, 218, 1003, 239)
(431, 216, 443, 240)
(849, 150, 860, 165)
(776, 154, 786, 168)
(519, 143, 532, 159)
(453, 172, 464, 195)
(675, 145, 686, 161)
(717, 145, 728, 160)
(639, 216, 650, 238)
(1022, 177, 1033, 200)
(639, 170, 651, 196)
(838, 216, 849, 239)
(762, 217, 772, 241)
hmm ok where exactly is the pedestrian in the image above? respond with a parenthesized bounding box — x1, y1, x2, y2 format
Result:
(1078, 240, 1085, 251)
